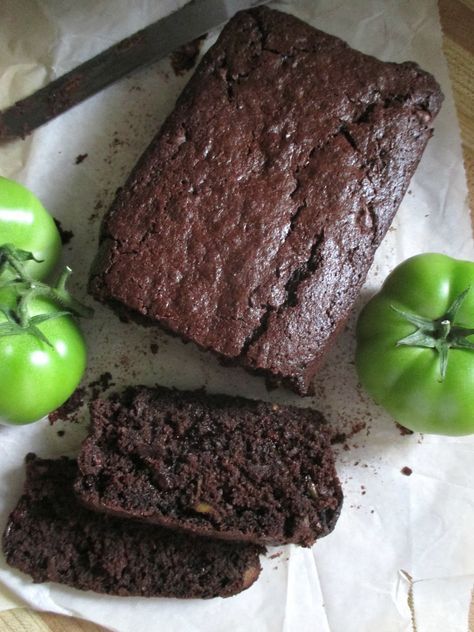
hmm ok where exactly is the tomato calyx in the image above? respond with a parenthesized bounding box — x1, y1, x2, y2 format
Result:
(0, 305, 71, 347)
(0, 243, 93, 343)
(0, 243, 44, 275)
(392, 288, 474, 382)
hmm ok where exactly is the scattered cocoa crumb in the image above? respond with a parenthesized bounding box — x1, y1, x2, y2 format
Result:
(88, 371, 114, 391)
(331, 432, 347, 445)
(401, 466, 413, 476)
(350, 421, 367, 435)
(269, 551, 282, 560)
(119, 355, 130, 369)
(170, 34, 207, 76)
(89, 199, 104, 223)
(74, 153, 88, 164)
(48, 387, 85, 424)
(396, 422, 414, 436)
(49, 373, 115, 424)
(331, 421, 367, 448)
(111, 136, 125, 149)
(88, 372, 115, 399)
(370, 509, 375, 514)
(53, 219, 74, 245)
(150, 343, 159, 355)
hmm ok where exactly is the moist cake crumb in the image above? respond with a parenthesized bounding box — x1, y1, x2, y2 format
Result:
(75, 385, 343, 547)
(2, 455, 263, 598)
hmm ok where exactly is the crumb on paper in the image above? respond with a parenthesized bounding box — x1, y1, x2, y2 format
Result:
(396, 422, 414, 436)
(53, 218, 74, 245)
(49, 373, 115, 424)
(401, 466, 413, 476)
(331, 432, 347, 445)
(88, 371, 115, 399)
(48, 387, 85, 424)
(75, 153, 88, 164)
(331, 420, 367, 452)
(89, 198, 105, 223)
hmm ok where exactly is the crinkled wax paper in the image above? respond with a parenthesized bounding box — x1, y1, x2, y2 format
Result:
(0, 1, 473, 630)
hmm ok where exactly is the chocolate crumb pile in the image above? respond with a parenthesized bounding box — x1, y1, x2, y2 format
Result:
(48, 388, 86, 425)
(48, 372, 115, 425)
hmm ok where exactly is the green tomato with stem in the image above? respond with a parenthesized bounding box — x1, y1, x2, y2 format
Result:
(0, 176, 62, 280)
(0, 286, 87, 425)
(356, 253, 474, 435)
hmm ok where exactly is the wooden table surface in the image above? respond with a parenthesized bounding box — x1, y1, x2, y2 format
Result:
(0, 2, 472, 631)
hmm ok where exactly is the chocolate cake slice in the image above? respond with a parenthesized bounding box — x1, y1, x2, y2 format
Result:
(74, 386, 342, 547)
(2, 455, 262, 598)
(90, 6, 443, 395)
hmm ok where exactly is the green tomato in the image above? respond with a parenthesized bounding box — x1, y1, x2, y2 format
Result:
(356, 253, 474, 436)
(0, 176, 62, 280)
(0, 288, 87, 425)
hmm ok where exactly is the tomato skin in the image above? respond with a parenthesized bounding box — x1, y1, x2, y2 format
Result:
(0, 290, 87, 425)
(0, 176, 62, 280)
(356, 254, 474, 436)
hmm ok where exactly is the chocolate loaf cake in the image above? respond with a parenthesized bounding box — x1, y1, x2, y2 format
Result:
(74, 386, 342, 547)
(2, 455, 262, 598)
(90, 6, 443, 395)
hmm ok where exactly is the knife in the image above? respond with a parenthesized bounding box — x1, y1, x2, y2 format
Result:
(0, 0, 269, 143)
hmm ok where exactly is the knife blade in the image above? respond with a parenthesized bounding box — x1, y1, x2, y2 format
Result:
(0, 0, 269, 143)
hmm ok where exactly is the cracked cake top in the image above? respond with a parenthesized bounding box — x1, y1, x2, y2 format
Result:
(90, 6, 443, 394)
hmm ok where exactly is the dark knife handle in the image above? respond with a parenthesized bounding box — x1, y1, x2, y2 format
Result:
(0, 28, 171, 142)
(0, 0, 269, 143)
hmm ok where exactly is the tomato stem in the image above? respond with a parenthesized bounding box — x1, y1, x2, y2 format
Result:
(52, 267, 93, 318)
(0, 244, 36, 284)
(392, 288, 474, 382)
(439, 319, 451, 339)
(0, 243, 93, 325)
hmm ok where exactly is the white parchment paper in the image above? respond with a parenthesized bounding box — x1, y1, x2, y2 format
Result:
(0, 1, 473, 630)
